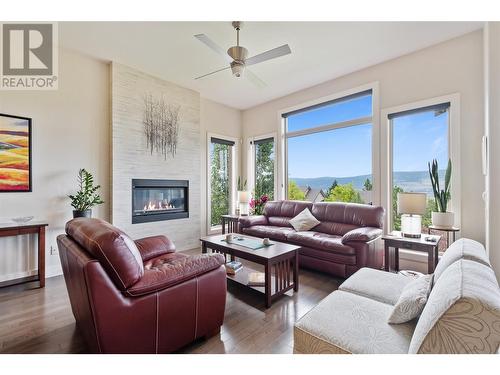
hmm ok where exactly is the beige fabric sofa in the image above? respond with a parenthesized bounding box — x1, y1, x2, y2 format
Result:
(294, 238, 500, 354)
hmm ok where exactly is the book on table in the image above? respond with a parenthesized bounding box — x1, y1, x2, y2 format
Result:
(225, 261, 242, 275)
(247, 272, 265, 286)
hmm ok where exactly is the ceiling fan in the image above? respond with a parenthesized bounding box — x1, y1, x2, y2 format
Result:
(194, 21, 292, 87)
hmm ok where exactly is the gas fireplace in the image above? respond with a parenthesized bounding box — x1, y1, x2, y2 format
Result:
(132, 179, 189, 223)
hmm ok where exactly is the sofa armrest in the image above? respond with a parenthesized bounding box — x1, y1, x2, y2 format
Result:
(125, 253, 225, 297)
(135, 235, 176, 261)
(238, 215, 268, 229)
(342, 227, 382, 244)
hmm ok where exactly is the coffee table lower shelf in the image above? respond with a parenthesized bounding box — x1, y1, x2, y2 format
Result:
(201, 235, 300, 308)
(227, 265, 294, 298)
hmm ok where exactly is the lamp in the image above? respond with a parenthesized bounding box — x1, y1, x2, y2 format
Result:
(397, 192, 427, 238)
(238, 190, 249, 216)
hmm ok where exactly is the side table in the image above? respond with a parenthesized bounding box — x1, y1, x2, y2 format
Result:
(221, 214, 240, 234)
(0, 221, 48, 288)
(382, 232, 442, 274)
(427, 225, 460, 248)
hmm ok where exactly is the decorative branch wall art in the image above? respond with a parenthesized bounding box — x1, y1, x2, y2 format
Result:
(143, 93, 180, 159)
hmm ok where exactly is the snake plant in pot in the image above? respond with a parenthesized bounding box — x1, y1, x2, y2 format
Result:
(68, 168, 104, 218)
(428, 158, 454, 228)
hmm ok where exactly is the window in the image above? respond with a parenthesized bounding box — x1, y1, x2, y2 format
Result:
(283, 90, 373, 204)
(209, 136, 235, 228)
(390, 102, 450, 231)
(253, 137, 275, 200)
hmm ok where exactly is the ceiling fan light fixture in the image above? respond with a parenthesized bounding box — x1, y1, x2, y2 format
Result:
(230, 61, 245, 77)
(227, 46, 248, 62)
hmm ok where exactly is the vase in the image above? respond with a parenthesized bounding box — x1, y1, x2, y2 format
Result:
(431, 211, 454, 228)
(73, 209, 92, 218)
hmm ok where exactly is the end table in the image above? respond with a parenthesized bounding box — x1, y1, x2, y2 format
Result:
(427, 225, 460, 248)
(221, 214, 240, 234)
(382, 231, 442, 274)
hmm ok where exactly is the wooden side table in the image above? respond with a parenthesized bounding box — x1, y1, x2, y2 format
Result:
(221, 214, 240, 234)
(427, 225, 460, 248)
(382, 232, 442, 274)
(0, 221, 48, 288)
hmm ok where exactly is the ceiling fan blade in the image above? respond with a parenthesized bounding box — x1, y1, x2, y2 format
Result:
(194, 66, 230, 80)
(245, 44, 291, 66)
(194, 34, 232, 63)
(245, 68, 266, 89)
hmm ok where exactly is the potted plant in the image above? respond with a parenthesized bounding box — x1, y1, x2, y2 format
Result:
(68, 168, 104, 218)
(250, 194, 269, 216)
(428, 158, 454, 228)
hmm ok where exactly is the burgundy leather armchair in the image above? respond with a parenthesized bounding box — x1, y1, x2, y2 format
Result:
(239, 200, 385, 278)
(57, 218, 226, 353)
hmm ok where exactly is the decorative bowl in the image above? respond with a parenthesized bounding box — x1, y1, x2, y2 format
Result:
(11, 216, 34, 224)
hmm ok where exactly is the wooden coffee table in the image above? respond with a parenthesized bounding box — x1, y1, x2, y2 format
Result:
(200, 234, 300, 308)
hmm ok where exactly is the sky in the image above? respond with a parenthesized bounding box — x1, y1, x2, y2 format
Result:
(287, 94, 448, 178)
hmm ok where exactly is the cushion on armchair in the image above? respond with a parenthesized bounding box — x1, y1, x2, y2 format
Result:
(387, 274, 432, 324)
(135, 235, 176, 261)
(66, 218, 144, 289)
(125, 253, 226, 296)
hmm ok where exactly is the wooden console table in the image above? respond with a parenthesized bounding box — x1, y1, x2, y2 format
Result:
(0, 221, 48, 288)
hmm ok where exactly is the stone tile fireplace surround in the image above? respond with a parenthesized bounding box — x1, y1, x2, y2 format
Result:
(111, 63, 201, 250)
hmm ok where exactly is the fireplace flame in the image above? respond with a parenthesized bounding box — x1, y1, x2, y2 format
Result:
(143, 200, 176, 212)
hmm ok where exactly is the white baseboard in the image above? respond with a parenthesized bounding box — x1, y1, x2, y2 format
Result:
(0, 265, 63, 283)
(0, 269, 38, 283)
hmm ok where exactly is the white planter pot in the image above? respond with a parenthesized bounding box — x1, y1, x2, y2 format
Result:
(431, 211, 455, 228)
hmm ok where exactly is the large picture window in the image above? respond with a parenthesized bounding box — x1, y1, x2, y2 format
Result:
(390, 102, 450, 232)
(209, 136, 235, 228)
(283, 90, 373, 204)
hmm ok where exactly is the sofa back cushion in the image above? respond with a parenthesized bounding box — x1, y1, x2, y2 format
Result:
(311, 202, 385, 236)
(264, 201, 313, 227)
(408, 259, 500, 354)
(66, 218, 144, 290)
(433, 238, 491, 284)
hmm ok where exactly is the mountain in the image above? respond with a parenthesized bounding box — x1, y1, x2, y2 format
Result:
(291, 170, 446, 196)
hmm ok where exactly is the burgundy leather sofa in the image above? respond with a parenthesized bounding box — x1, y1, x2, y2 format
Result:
(239, 200, 385, 278)
(57, 218, 226, 353)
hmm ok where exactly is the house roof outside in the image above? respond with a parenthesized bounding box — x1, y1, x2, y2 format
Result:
(299, 185, 328, 203)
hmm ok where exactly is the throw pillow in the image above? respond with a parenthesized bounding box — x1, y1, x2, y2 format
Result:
(387, 274, 433, 324)
(289, 208, 320, 232)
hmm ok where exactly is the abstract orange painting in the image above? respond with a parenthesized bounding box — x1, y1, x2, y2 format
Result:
(0, 114, 32, 192)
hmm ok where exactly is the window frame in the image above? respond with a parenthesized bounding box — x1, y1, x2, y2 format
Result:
(247, 133, 277, 201)
(381, 93, 461, 234)
(206, 132, 239, 234)
(278, 83, 379, 203)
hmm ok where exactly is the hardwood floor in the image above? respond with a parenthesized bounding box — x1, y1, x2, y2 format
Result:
(0, 249, 341, 354)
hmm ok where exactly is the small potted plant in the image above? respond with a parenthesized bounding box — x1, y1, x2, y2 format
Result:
(68, 168, 104, 218)
(428, 158, 453, 228)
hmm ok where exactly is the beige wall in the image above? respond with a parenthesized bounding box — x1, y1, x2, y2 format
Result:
(242, 31, 485, 251)
(0, 49, 110, 281)
(485, 22, 500, 281)
(200, 98, 242, 236)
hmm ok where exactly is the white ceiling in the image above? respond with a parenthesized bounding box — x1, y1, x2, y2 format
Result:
(59, 22, 483, 110)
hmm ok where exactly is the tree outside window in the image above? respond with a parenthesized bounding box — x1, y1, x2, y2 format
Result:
(210, 142, 230, 226)
(254, 138, 275, 200)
